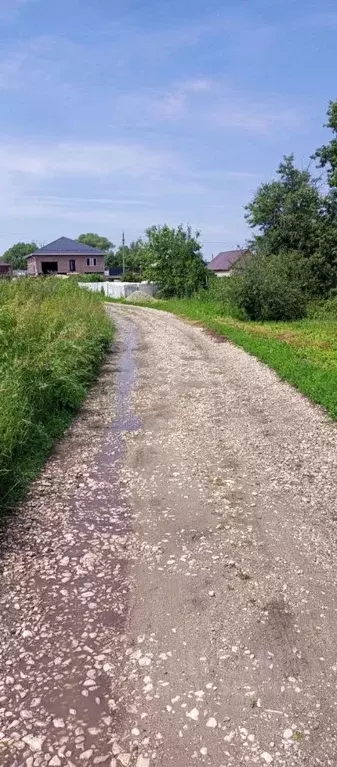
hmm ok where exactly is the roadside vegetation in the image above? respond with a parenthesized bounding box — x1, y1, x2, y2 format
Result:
(0, 278, 113, 508)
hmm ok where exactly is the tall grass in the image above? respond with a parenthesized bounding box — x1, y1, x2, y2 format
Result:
(0, 278, 113, 507)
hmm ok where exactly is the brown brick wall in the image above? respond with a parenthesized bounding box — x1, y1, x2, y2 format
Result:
(27, 254, 105, 275)
(0, 263, 12, 276)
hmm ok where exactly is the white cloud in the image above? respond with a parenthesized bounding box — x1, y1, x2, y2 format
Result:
(0, 140, 175, 178)
(116, 80, 304, 135)
(0, 35, 82, 91)
(122, 78, 213, 121)
(213, 103, 303, 133)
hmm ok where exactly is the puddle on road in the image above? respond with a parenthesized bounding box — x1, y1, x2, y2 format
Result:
(110, 324, 141, 439)
(72, 322, 141, 530)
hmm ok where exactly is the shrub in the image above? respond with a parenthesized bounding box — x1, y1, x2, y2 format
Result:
(0, 278, 113, 506)
(79, 273, 105, 283)
(230, 251, 309, 321)
(122, 271, 141, 282)
(69, 273, 105, 283)
(204, 276, 245, 317)
(308, 296, 337, 320)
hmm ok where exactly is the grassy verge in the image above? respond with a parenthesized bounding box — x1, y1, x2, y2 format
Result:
(0, 278, 113, 508)
(109, 296, 337, 419)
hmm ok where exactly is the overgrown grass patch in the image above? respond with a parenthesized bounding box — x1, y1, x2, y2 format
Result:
(0, 278, 113, 508)
(111, 296, 337, 419)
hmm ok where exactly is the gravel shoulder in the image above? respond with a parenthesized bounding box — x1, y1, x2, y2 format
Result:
(2, 305, 337, 766)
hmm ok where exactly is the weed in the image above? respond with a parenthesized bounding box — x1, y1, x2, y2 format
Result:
(291, 731, 304, 742)
(0, 278, 113, 508)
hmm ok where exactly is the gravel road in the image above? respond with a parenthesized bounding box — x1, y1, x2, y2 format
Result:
(1, 305, 337, 767)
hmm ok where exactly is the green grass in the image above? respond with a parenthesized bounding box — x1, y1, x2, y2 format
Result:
(110, 295, 337, 420)
(0, 278, 113, 508)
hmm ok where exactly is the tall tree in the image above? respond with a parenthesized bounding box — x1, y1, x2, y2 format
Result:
(1, 241, 37, 270)
(245, 155, 322, 259)
(78, 233, 114, 252)
(312, 101, 337, 289)
(314, 100, 337, 188)
(141, 225, 208, 297)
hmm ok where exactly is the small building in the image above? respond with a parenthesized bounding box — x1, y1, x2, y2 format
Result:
(0, 262, 13, 277)
(26, 237, 105, 276)
(105, 267, 124, 280)
(207, 248, 251, 277)
(104, 266, 140, 281)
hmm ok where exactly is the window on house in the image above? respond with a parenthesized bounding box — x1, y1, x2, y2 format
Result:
(86, 257, 97, 266)
(69, 259, 76, 272)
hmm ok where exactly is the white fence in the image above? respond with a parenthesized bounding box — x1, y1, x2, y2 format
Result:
(78, 281, 157, 299)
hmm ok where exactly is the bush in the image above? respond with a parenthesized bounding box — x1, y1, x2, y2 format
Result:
(122, 271, 141, 282)
(199, 276, 245, 318)
(230, 251, 309, 321)
(308, 296, 337, 320)
(70, 273, 105, 283)
(0, 278, 113, 506)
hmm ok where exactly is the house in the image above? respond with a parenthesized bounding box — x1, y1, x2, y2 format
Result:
(0, 262, 13, 277)
(26, 237, 106, 276)
(207, 248, 251, 277)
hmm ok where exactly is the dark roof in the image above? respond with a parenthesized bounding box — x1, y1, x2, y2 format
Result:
(108, 266, 139, 276)
(208, 248, 251, 272)
(27, 236, 106, 258)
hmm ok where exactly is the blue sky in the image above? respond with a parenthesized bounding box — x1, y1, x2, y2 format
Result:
(0, 0, 336, 259)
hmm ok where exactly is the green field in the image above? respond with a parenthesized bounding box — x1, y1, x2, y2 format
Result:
(120, 296, 337, 420)
(0, 278, 113, 508)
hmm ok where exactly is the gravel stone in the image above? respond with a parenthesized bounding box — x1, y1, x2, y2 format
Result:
(2, 304, 337, 766)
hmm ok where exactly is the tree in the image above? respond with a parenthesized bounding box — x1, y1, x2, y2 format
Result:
(313, 100, 337, 188)
(1, 241, 37, 270)
(244, 147, 337, 296)
(141, 224, 208, 298)
(104, 239, 145, 271)
(78, 233, 114, 252)
(245, 155, 322, 259)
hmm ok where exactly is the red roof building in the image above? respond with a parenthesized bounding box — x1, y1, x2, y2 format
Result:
(207, 249, 251, 277)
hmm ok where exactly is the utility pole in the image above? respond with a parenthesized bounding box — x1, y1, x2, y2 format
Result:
(122, 231, 125, 277)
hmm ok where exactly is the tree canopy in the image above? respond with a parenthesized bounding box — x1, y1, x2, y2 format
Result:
(141, 225, 208, 297)
(105, 239, 144, 271)
(1, 242, 37, 270)
(245, 155, 322, 260)
(78, 233, 114, 252)
(314, 100, 337, 188)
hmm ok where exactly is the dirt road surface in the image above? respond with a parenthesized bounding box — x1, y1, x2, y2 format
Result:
(1, 305, 337, 767)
